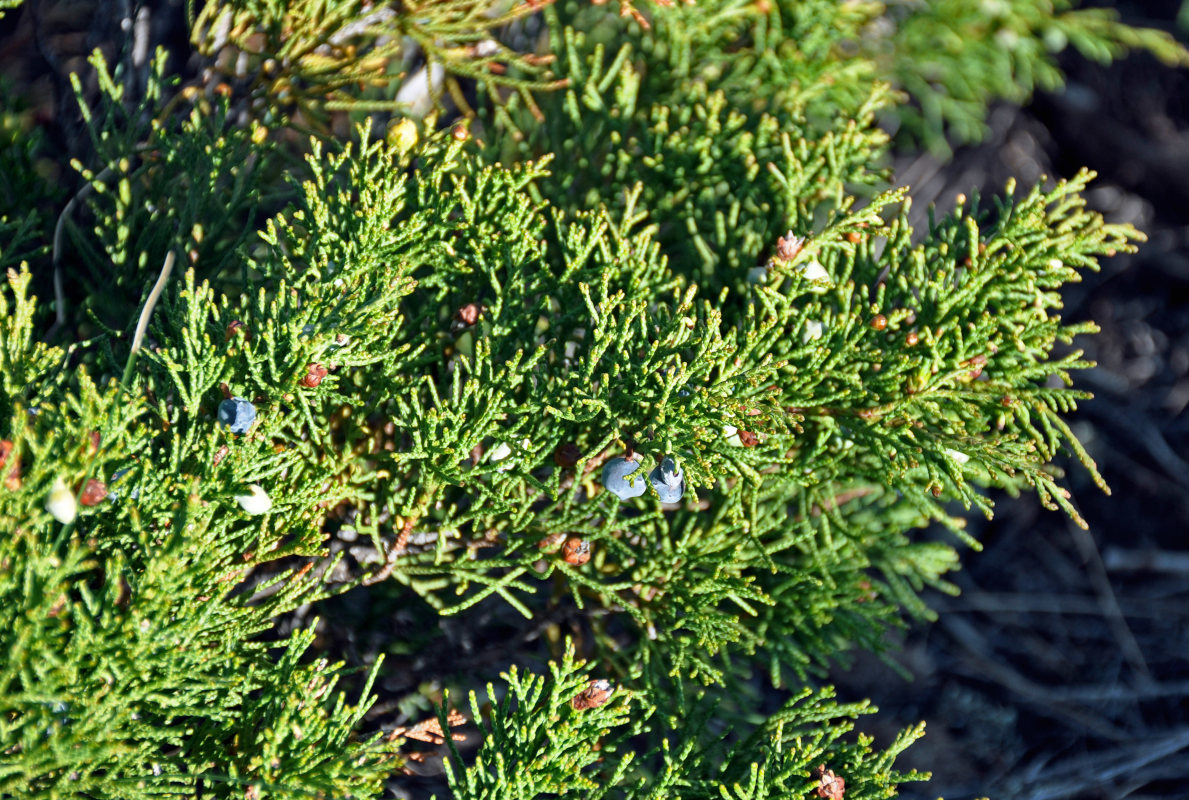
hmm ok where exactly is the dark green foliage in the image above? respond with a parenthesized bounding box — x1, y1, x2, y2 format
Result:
(0, 0, 1181, 798)
(439, 644, 924, 799)
(65, 50, 269, 331)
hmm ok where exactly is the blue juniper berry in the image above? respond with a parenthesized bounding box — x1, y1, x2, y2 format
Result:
(602, 456, 647, 500)
(649, 455, 685, 503)
(218, 397, 256, 434)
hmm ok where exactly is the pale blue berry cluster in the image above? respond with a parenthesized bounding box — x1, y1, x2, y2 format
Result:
(601, 453, 686, 504)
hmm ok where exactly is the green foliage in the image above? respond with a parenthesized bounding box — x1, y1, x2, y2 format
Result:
(439, 643, 639, 798)
(438, 643, 926, 800)
(0, 272, 391, 798)
(190, 0, 565, 127)
(64, 49, 268, 330)
(0, 0, 1174, 798)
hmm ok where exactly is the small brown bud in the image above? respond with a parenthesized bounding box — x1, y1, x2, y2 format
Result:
(213, 445, 230, 466)
(905, 331, 919, 346)
(813, 765, 846, 800)
(561, 537, 591, 566)
(115, 574, 131, 608)
(47, 593, 68, 617)
(451, 124, 469, 141)
(775, 230, 805, 262)
(870, 314, 888, 331)
(845, 231, 862, 243)
(454, 303, 480, 327)
(537, 532, 566, 551)
(962, 353, 987, 380)
(79, 479, 108, 507)
(554, 443, 582, 468)
(225, 320, 248, 342)
(299, 363, 329, 388)
(571, 679, 613, 710)
(1, 440, 20, 491)
(738, 430, 759, 447)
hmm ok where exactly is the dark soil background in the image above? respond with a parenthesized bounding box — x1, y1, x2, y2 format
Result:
(2, 1, 1187, 798)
